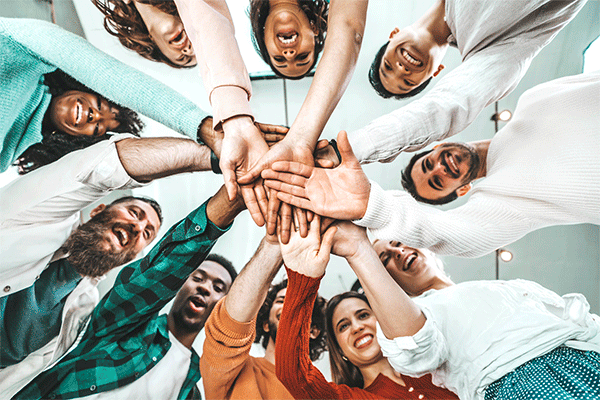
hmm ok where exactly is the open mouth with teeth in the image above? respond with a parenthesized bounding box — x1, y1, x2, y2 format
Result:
(188, 296, 207, 313)
(354, 334, 374, 349)
(403, 252, 418, 271)
(277, 31, 298, 46)
(112, 226, 130, 248)
(442, 152, 461, 178)
(400, 48, 423, 68)
(72, 100, 84, 126)
(170, 28, 190, 49)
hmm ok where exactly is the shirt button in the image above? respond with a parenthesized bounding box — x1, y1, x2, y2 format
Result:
(523, 292, 529, 297)
(35, 275, 40, 280)
(135, 372, 140, 378)
(195, 225, 201, 231)
(90, 385, 96, 392)
(49, 394, 56, 399)
(152, 356, 157, 362)
(3, 285, 10, 293)
(408, 387, 414, 392)
(418, 395, 424, 399)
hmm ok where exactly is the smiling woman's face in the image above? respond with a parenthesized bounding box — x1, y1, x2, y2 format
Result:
(133, 1, 197, 67)
(49, 91, 120, 137)
(263, 2, 316, 78)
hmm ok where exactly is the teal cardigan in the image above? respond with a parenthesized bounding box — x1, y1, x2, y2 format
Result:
(0, 18, 208, 172)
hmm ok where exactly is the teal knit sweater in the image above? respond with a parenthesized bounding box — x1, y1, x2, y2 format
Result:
(0, 18, 208, 172)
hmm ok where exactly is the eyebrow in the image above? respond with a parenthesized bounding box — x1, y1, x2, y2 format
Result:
(335, 317, 348, 330)
(133, 205, 157, 234)
(97, 94, 102, 110)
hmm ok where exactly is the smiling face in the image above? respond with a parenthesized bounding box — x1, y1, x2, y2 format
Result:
(379, 27, 444, 95)
(263, 2, 316, 78)
(170, 261, 233, 333)
(373, 240, 439, 296)
(332, 298, 383, 368)
(410, 143, 479, 201)
(49, 91, 120, 137)
(133, 1, 196, 67)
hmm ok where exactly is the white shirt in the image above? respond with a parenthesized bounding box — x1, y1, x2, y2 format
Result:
(355, 72, 600, 257)
(84, 332, 191, 400)
(0, 135, 143, 398)
(349, 0, 586, 163)
(0, 134, 142, 297)
(377, 279, 600, 400)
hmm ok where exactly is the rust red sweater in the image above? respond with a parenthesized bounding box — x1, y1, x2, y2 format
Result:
(276, 269, 459, 400)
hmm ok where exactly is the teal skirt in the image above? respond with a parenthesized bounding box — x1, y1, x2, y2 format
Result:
(485, 347, 600, 400)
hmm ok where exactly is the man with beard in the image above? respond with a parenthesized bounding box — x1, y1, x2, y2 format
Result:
(262, 72, 599, 258)
(200, 234, 327, 399)
(0, 130, 223, 394)
(11, 185, 246, 399)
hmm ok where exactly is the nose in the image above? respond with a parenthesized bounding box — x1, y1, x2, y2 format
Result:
(432, 160, 447, 175)
(197, 281, 211, 296)
(283, 48, 296, 59)
(350, 319, 364, 334)
(182, 42, 194, 56)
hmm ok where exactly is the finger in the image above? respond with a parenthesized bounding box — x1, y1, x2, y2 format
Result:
(263, 180, 308, 198)
(266, 191, 281, 235)
(279, 202, 293, 244)
(264, 133, 287, 144)
(295, 207, 308, 238)
(254, 180, 269, 219)
(307, 210, 314, 222)
(315, 159, 334, 168)
(269, 161, 313, 178)
(316, 139, 329, 150)
(319, 225, 338, 259)
(320, 217, 336, 234)
(260, 170, 308, 187)
(256, 122, 289, 134)
(337, 130, 360, 166)
(276, 192, 315, 213)
(241, 184, 265, 226)
(221, 161, 239, 201)
(238, 157, 268, 185)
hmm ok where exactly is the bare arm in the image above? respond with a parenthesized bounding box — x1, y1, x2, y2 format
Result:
(332, 222, 425, 338)
(224, 235, 283, 323)
(288, 0, 367, 149)
(115, 137, 211, 183)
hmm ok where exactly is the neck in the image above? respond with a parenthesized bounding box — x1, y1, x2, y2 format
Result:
(167, 313, 202, 350)
(469, 139, 491, 179)
(413, 0, 451, 47)
(264, 337, 276, 365)
(359, 357, 405, 388)
(414, 275, 454, 297)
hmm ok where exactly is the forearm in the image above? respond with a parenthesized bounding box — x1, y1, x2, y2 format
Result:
(347, 239, 425, 338)
(174, 0, 253, 127)
(287, 0, 366, 149)
(224, 237, 283, 323)
(115, 137, 210, 182)
(205, 185, 246, 228)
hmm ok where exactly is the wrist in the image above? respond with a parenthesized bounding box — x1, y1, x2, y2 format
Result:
(206, 186, 246, 228)
(198, 117, 223, 157)
(222, 115, 258, 138)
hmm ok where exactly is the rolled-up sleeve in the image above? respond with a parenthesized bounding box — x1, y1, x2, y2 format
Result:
(377, 309, 448, 377)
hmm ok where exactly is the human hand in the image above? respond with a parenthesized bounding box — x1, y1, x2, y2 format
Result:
(255, 122, 288, 148)
(279, 215, 337, 278)
(239, 138, 315, 241)
(262, 131, 371, 220)
(330, 221, 369, 260)
(314, 139, 341, 168)
(220, 116, 270, 226)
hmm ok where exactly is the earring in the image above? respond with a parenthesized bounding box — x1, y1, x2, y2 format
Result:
(342, 356, 349, 362)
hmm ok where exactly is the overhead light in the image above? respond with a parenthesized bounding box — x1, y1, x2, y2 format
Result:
(498, 249, 513, 262)
(491, 110, 512, 122)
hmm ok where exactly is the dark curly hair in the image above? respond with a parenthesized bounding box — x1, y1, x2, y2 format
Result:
(369, 41, 432, 99)
(14, 70, 144, 175)
(326, 291, 371, 388)
(249, 0, 328, 79)
(92, 0, 193, 68)
(109, 195, 163, 225)
(205, 253, 238, 285)
(255, 279, 327, 362)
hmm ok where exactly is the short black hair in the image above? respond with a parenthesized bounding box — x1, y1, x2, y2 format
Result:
(205, 253, 237, 284)
(109, 195, 164, 225)
(255, 278, 327, 361)
(369, 41, 433, 100)
(248, 0, 328, 79)
(401, 150, 459, 205)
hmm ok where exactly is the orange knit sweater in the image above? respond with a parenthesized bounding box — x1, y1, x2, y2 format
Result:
(200, 297, 293, 399)
(276, 269, 459, 400)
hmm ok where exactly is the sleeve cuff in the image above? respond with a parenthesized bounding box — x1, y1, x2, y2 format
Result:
(217, 297, 257, 337)
(209, 86, 254, 130)
(353, 181, 390, 230)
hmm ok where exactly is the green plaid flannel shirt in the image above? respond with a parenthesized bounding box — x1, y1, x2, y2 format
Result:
(15, 200, 229, 400)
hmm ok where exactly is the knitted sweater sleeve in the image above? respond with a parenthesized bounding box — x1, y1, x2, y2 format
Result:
(276, 268, 381, 399)
(0, 17, 208, 139)
(200, 297, 256, 400)
(355, 181, 533, 258)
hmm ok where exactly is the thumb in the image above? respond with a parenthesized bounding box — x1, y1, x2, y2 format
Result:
(238, 158, 267, 185)
(221, 160, 239, 201)
(319, 225, 338, 261)
(337, 131, 359, 166)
